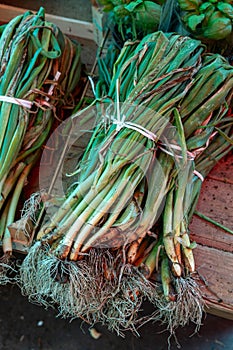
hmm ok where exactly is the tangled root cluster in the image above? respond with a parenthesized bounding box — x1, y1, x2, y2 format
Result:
(150, 275, 205, 346)
(20, 242, 91, 311)
(19, 244, 157, 334)
(0, 253, 17, 285)
(79, 249, 157, 335)
(19, 243, 205, 339)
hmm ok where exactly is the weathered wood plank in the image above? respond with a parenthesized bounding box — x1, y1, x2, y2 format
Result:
(207, 153, 233, 181)
(192, 179, 233, 232)
(190, 152, 233, 318)
(190, 175, 233, 252)
(0, 4, 94, 40)
(194, 244, 233, 319)
(190, 216, 233, 252)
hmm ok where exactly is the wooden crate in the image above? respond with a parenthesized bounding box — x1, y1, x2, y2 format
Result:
(0, 4, 94, 39)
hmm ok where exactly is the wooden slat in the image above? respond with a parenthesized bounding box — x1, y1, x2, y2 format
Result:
(190, 177, 233, 252)
(205, 300, 233, 321)
(190, 152, 233, 252)
(0, 4, 94, 40)
(190, 152, 233, 319)
(192, 179, 233, 234)
(191, 217, 233, 252)
(207, 154, 233, 180)
(194, 244, 233, 306)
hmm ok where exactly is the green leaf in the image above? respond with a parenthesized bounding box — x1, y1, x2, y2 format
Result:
(199, 2, 215, 13)
(187, 13, 205, 31)
(125, 0, 144, 12)
(217, 2, 233, 19)
(203, 11, 232, 39)
(215, 127, 233, 145)
(173, 108, 188, 165)
(189, 241, 197, 249)
(178, 0, 201, 12)
(199, 3, 215, 21)
(135, 1, 161, 31)
(195, 210, 233, 235)
(113, 4, 130, 17)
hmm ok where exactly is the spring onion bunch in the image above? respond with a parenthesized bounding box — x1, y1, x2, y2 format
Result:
(20, 31, 233, 337)
(0, 7, 82, 282)
(95, 31, 233, 334)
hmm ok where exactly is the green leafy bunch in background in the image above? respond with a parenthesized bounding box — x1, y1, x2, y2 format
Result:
(99, 0, 163, 42)
(178, 0, 233, 40)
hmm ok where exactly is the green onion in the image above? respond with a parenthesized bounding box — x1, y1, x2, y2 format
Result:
(0, 8, 82, 279)
(19, 31, 233, 337)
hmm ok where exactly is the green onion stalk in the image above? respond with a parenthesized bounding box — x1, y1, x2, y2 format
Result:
(0, 7, 82, 282)
(143, 122, 232, 337)
(19, 31, 233, 336)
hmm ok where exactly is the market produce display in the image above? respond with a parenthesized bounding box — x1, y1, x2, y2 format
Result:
(0, 2, 232, 344)
(19, 31, 233, 337)
(0, 8, 82, 281)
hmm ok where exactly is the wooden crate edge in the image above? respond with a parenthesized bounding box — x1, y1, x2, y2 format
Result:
(205, 299, 233, 321)
(0, 4, 94, 40)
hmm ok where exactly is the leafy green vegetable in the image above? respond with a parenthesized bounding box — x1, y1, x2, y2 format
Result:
(177, 0, 233, 40)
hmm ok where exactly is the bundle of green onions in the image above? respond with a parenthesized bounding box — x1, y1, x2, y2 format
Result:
(0, 8, 82, 282)
(19, 31, 233, 337)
